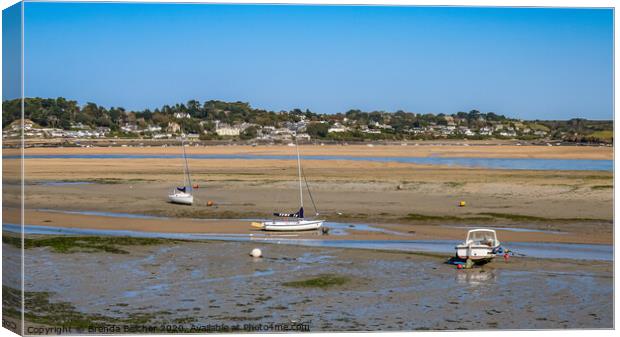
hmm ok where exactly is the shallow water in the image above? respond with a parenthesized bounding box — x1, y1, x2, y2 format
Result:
(33, 209, 403, 236)
(3, 223, 612, 261)
(6, 153, 612, 171)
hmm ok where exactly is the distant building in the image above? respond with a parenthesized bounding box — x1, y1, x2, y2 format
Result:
(167, 122, 181, 133)
(215, 122, 241, 136)
(121, 123, 138, 132)
(174, 112, 191, 119)
(296, 133, 311, 141)
(328, 123, 347, 133)
(479, 127, 493, 136)
(499, 130, 517, 137)
(70, 122, 89, 130)
(144, 125, 162, 133)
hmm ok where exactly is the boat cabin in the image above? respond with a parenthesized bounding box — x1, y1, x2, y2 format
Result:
(465, 229, 499, 247)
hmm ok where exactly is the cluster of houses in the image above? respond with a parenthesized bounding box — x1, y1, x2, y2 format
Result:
(2, 120, 111, 139)
(328, 115, 550, 138)
(402, 122, 549, 138)
(213, 122, 312, 141)
(4, 114, 549, 141)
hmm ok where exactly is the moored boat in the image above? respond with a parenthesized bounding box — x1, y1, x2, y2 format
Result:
(168, 189, 194, 205)
(455, 229, 500, 264)
(253, 139, 323, 231)
(168, 139, 194, 205)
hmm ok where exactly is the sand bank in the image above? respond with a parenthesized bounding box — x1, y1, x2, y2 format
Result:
(3, 143, 614, 160)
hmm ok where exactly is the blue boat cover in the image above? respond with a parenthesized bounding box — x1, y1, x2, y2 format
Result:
(274, 207, 304, 218)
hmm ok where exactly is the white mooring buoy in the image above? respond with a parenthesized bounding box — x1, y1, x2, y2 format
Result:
(250, 248, 262, 258)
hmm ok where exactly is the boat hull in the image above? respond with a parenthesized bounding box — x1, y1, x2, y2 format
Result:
(455, 244, 498, 262)
(261, 220, 324, 231)
(168, 193, 193, 205)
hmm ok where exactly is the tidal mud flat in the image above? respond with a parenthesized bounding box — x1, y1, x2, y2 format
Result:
(2, 235, 613, 332)
(2, 145, 613, 333)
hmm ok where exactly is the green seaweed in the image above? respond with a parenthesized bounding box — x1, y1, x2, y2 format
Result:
(2, 286, 183, 330)
(282, 274, 350, 289)
(443, 181, 465, 188)
(403, 213, 490, 222)
(591, 185, 613, 190)
(478, 212, 607, 222)
(2, 235, 174, 254)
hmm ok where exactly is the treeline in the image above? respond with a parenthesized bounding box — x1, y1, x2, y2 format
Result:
(1, 97, 613, 143)
(1, 97, 298, 131)
(2, 97, 509, 131)
(536, 119, 613, 143)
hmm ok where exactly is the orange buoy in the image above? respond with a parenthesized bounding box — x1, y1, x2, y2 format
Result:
(193, 184, 199, 188)
(207, 200, 214, 207)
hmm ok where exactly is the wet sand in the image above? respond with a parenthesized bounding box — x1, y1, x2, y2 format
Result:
(1, 207, 612, 245)
(3, 239, 612, 331)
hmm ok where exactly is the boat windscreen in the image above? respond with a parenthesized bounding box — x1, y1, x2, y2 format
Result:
(468, 231, 496, 243)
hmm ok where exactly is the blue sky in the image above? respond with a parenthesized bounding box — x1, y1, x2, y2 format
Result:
(2, 1, 21, 101)
(6, 3, 615, 119)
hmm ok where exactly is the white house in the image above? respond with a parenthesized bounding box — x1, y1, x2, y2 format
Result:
(143, 125, 162, 133)
(296, 133, 311, 141)
(167, 122, 181, 133)
(215, 122, 241, 136)
(328, 123, 348, 133)
(174, 112, 191, 119)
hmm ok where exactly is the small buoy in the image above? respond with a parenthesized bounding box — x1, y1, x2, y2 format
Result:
(250, 248, 262, 258)
(457, 264, 463, 269)
(207, 200, 214, 207)
(396, 184, 404, 190)
(459, 201, 466, 207)
(193, 184, 199, 189)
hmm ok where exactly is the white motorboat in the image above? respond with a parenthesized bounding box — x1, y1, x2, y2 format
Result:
(254, 139, 323, 231)
(168, 139, 194, 205)
(455, 229, 500, 263)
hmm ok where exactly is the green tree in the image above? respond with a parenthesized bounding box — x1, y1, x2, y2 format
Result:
(240, 126, 258, 140)
(306, 123, 329, 138)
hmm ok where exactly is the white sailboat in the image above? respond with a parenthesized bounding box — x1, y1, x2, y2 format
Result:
(252, 140, 323, 231)
(168, 139, 194, 205)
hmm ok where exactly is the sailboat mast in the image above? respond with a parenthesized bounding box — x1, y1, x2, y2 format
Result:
(296, 138, 303, 208)
(181, 139, 193, 191)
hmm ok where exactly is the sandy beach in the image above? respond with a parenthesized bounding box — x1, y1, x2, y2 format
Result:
(4, 142, 614, 159)
(2, 144, 613, 244)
